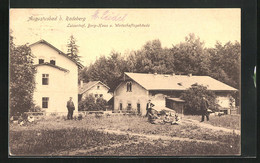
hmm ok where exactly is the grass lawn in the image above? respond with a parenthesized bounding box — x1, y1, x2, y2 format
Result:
(9, 114, 240, 156)
(183, 114, 240, 130)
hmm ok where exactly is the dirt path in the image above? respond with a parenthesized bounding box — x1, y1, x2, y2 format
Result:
(98, 128, 224, 144)
(182, 118, 240, 135)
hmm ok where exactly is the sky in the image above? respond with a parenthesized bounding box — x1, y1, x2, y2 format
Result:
(10, 9, 240, 66)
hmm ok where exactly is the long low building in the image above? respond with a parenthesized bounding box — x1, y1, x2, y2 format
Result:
(112, 72, 238, 116)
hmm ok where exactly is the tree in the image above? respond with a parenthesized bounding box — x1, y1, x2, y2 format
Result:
(67, 35, 81, 62)
(208, 41, 240, 89)
(180, 85, 218, 115)
(9, 34, 36, 116)
(171, 33, 210, 75)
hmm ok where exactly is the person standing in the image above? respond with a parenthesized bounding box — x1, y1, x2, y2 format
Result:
(145, 99, 154, 117)
(67, 97, 75, 120)
(200, 96, 209, 122)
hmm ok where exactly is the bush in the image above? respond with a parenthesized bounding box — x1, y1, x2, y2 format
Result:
(79, 94, 108, 111)
(181, 84, 218, 115)
(29, 105, 43, 112)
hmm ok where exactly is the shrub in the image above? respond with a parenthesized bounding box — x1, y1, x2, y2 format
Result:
(29, 105, 43, 112)
(181, 84, 218, 115)
(79, 94, 108, 111)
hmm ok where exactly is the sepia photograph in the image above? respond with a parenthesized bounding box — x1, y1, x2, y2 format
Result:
(9, 9, 241, 156)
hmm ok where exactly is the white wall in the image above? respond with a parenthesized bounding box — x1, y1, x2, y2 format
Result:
(31, 43, 78, 113)
(82, 83, 112, 101)
(216, 96, 235, 108)
(114, 80, 149, 115)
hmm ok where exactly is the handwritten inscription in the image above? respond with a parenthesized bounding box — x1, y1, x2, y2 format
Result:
(91, 10, 127, 21)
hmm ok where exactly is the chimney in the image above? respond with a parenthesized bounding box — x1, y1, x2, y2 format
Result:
(80, 80, 84, 88)
(188, 73, 192, 77)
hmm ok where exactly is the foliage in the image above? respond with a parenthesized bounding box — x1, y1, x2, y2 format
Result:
(181, 85, 218, 115)
(208, 41, 241, 89)
(29, 105, 43, 112)
(78, 94, 108, 111)
(80, 33, 240, 93)
(9, 34, 36, 116)
(171, 33, 210, 75)
(67, 35, 81, 62)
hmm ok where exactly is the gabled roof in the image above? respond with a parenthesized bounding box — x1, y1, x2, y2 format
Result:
(34, 62, 69, 72)
(78, 81, 110, 94)
(30, 39, 84, 69)
(124, 72, 237, 91)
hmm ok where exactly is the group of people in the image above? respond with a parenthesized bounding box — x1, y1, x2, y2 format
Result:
(145, 96, 210, 122)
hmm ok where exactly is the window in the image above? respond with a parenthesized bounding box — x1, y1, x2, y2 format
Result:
(97, 86, 100, 89)
(39, 59, 44, 64)
(126, 82, 132, 92)
(95, 94, 98, 98)
(127, 103, 132, 110)
(137, 103, 141, 114)
(119, 103, 123, 110)
(100, 94, 103, 98)
(42, 74, 49, 85)
(50, 60, 56, 65)
(42, 97, 49, 108)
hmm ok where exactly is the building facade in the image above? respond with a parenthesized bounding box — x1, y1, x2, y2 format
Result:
(78, 81, 113, 102)
(30, 40, 83, 114)
(113, 72, 238, 116)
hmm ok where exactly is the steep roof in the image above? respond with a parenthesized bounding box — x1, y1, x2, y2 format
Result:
(30, 39, 84, 69)
(78, 81, 110, 94)
(34, 62, 69, 72)
(124, 72, 237, 91)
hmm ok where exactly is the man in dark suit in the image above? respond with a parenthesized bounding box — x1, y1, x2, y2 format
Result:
(200, 96, 210, 122)
(67, 97, 75, 120)
(145, 99, 155, 117)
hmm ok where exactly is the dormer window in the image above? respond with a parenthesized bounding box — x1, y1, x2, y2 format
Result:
(126, 82, 132, 92)
(50, 60, 56, 65)
(50, 57, 56, 65)
(39, 59, 44, 64)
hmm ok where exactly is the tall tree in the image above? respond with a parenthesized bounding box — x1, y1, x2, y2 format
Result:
(67, 35, 81, 62)
(171, 33, 210, 75)
(9, 34, 36, 116)
(209, 41, 240, 89)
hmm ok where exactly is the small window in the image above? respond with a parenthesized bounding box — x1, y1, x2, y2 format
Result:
(42, 97, 49, 108)
(95, 94, 98, 98)
(119, 103, 123, 110)
(50, 60, 56, 65)
(39, 59, 44, 64)
(126, 82, 132, 92)
(42, 74, 49, 85)
(127, 103, 132, 110)
(97, 86, 100, 89)
(100, 94, 103, 98)
(137, 103, 141, 114)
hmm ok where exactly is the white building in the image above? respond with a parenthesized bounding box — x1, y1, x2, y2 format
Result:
(30, 40, 83, 114)
(78, 81, 112, 102)
(113, 72, 238, 116)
